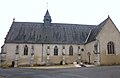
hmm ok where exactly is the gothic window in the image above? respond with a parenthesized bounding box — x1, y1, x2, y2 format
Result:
(54, 46, 58, 56)
(69, 46, 73, 56)
(31, 46, 34, 55)
(63, 46, 65, 49)
(16, 45, 19, 49)
(24, 45, 28, 55)
(62, 46, 65, 55)
(107, 41, 115, 54)
(94, 44, 98, 54)
(32, 46, 34, 50)
(47, 46, 50, 55)
(46, 19, 49, 21)
(78, 46, 80, 54)
(16, 45, 19, 54)
(47, 46, 50, 49)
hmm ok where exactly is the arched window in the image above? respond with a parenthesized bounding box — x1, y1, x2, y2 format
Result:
(16, 45, 19, 50)
(54, 46, 58, 56)
(47, 46, 50, 55)
(47, 46, 50, 49)
(16, 45, 19, 54)
(31, 46, 34, 55)
(24, 45, 28, 55)
(69, 46, 73, 55)
(31, 46, 34, 50)
(107, 41, 115, 54)
(78, 46, 80, 54)
(94, 43, 98, 54)
(62, 46, 65, 55)
(63, 46, 65, 49)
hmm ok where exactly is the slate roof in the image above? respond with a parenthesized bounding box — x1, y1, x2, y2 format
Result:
(86, 17, 109, 43)
(5, 22, 97, 44)
(4, 11, 110, 44)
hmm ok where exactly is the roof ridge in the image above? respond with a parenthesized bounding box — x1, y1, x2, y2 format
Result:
(98, 16, 109, 27)
(13, 21, 43, 24)
(86, 16, 110, 43)
(13, 22, 97, 27)
(52, 23, 97, 26)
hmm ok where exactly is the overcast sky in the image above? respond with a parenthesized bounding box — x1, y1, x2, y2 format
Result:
(0, 0, 120, 51)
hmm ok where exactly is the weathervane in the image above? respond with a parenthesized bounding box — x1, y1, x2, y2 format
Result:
(47, 3, 48, 9)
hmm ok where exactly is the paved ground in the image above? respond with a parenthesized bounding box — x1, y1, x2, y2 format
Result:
(0, 66, 120, 78)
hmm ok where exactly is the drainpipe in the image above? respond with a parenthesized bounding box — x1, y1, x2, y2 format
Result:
(41, 43, 43, 62)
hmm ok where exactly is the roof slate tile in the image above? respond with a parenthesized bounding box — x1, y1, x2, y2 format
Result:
(5, 22, 96, 44)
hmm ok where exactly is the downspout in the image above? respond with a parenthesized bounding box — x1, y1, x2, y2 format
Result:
(41, 43, 43, 62)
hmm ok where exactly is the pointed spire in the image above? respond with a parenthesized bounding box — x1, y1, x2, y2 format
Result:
(43, 10, 52, 26)
(45, 9, 50, 16)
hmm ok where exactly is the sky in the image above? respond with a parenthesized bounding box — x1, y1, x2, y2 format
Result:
(0, 0, 120, 51)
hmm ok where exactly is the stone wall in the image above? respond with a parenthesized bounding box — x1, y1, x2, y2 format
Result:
(97, 18, 120, 65)
(2, 43, 85, 66)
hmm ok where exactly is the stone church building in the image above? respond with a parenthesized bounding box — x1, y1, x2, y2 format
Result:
(1, 10, 120, 67)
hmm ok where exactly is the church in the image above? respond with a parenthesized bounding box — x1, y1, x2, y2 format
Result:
(1, 10, 120, 67)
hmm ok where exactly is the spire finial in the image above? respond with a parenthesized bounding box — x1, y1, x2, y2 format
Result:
(47, 3, 48, 9)
(13, 17, 15, 22)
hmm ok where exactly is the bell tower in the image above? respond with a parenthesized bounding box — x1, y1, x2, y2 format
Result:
(43, 10, 52, 26)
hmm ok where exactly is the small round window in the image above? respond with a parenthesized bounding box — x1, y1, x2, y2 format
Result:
(81, 48, 84, 52)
